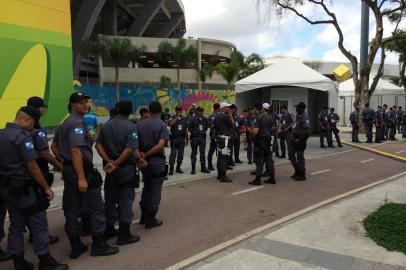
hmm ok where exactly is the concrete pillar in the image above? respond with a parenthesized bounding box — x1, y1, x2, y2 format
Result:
(197, 39, 202, 90)
(102, 0, 117, 36)
(157, 13, 183, 37)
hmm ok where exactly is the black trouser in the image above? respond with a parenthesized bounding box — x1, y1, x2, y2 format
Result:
(388, 122, 396, 139)
(62, 164, 105, 238)
(288, 138, 306, 174)
(169, 137, 185, 166)
(254, 136, 274, 178)
(375, 125, 383, 142)
(216, 136, 232, 177)
(246, 133, 254, 162)
(191, 136, 206, 165)
(272, 133, 279, 154)
(351, 123, 359, 142)
(234, 134, 241, 160)
(207, 137, 217, 167)
(364, 122, 373, 142)
(330, 125, 341, 145)
(402, 124, 406, 137)
(139, 169, 164, 214)
(384, 122, 389, 139)
(104, 166, 136, 226)
(0, 196, 6, 241)
(320, 127, 332, 146)
(279, 131, 292, 156)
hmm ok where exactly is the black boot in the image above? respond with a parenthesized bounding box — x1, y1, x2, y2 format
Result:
(91, 233, 119, 257)
(338, 143, 343, 147)
(169, 165, 174, 176)
(176, 164, 184, 174)
(280, 153, 286, 159)
(248, 177, 261, 185)
(145, 211, 163, 229)
(208, 163, 215, 171)
(320, 144, 327, 148)
(104, 225, 117, 241)
(0, 247, 11, 262)
(235, 158, 242, 164)
(294, 172, 306, 181)
(262, 171, 270, 177)
(191, 163, 196, 175)
(264, 175, 276, 184)
(290, 168, 298, 179)
(38, 253, 68, 270)
(12, 254, 33, 270)
(201, 163, 210, 173)
(117, 223, 140, 246)
(68, 236, 88, 259)
(219, 174, 232, 183)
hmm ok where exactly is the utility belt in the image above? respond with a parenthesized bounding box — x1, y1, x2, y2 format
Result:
(63, 159, 103, 190)
(191, 134, 206, 139)
(106, 163, 140, 189)
(216, 135, 231, 155)
(170, 134, 185, 139)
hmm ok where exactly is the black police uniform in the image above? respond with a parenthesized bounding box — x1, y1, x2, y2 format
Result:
(137, 116, 170, 227)
(188, 115, 210, 173)
(233, 114, 242, 163)
(318, 111, 333, 147)
(362, 107, 375, 143)
(374, 110, 384, 143)
(387, 110, 397, 140)
(402, 110, 406, 138)
(270, 112, 280, 156)
(0, 194, 9, 262)
(214, 112, 233, 182)
(169, 115, 188, 173)
(279, 112, 294, 158)
(349, 110, 360, 142)
(383, 109, 389, 140)
(328, 112, 342, 147)
(246, 113, 256, 164)
(396, 109, 403, 133)
(95, 114, 140, 245)
(0, 124, 50, 259)
(250, 112, 275, 185)
(288, 111, 310, 180)
(57, 110, 117, 257)
(207, 112, 219, 170)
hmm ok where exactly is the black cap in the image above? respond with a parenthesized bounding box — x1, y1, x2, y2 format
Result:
(19, 106, 41, 123)
(197, 107, 204, 112)
(69, 92, 90, 104)
(27, 96, 47, 108)
(175, 106, 182, 111)
(295, 102, 307, 109)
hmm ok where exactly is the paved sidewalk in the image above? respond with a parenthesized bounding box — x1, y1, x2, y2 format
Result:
(186, 174, 406, 270)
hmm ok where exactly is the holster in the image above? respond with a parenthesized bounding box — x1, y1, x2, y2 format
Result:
(0, 177, 38, 214)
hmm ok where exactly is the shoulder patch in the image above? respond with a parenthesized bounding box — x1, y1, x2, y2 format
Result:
(38, 131, 46, 138)
(74, 128, 84, 135)
(25, 141, 34, 150)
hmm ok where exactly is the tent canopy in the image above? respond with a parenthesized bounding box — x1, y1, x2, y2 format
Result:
(339, 78, 405, 97)
(235, 58, 338, 93)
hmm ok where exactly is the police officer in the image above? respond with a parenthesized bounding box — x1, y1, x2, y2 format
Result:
(382, 104, 389, 140)
(95, 100, 141, 246)
(374, 106, 384, 143)
(188, 107, 210, 174)
(387, 107, 397, 140)
(401, 109, 406, 138)
(27, 96, 62, 245)
(349, 107, 361, 143)
(249, 103, 276, 185)
(207, 103, 220, 171)
(57, 92, 119, 259)
(0, 106, 68, 270)
(318, 106, 333, 148)
(279, 105, 294, 159)
(397, 106, 403, 133)
(246, 106, 257, 164)
(230, 105, 242, 164)
(161, 108, 171, 124)
(214, 102, 234, 182)
(269, 107, 280, 157)
(328, 108, 343, 147)
(289, 102, 310, 181)
(137, 102, 170, 229)
(362, 103, 375, 143)
(168, 106, 189, 175)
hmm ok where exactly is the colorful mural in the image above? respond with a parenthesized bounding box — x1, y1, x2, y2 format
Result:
(75, 86, 235, 116)
(0, 0, 73, 128)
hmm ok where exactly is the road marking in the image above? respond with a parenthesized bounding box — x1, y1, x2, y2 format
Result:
(310, 169, 331, 176)
(360, 158, 375, 163)
(165, 171, 406, 270)
(232, 186, 264, 196)
(395, 150, 406, 154)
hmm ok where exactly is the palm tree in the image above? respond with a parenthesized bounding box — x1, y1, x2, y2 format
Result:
(158, 39, 198, 91)
(199, 63, 215, 90)
(239, 53, 265, 80)
(215, 50, 245, 90)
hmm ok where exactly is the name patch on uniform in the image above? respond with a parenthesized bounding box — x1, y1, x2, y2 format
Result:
(74, 128, 84, 135)
(38, 131, 46, 138)
(25, 142, 34, 150)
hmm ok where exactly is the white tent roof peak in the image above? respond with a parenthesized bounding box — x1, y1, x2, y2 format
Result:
(235, 57, 338, 93)
(339, 78, 405, 97)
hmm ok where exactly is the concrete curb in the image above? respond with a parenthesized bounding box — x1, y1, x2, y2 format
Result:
(341, 140, 406, 163)
(165, 171, 406, 270)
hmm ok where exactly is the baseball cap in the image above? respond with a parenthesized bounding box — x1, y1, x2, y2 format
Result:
(175, 106, 183, 111)
(220, 102, 231, 109)
(27, 96, 47, 108)
(262, 103, 271, 110)
(295, 102, 307, 109)
(69, 92, 90, 104)
(19, 106, 41, 123)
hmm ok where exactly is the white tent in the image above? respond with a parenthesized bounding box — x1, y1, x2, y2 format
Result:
(235, 58, 338, 93)
(339, 78, 405, 96)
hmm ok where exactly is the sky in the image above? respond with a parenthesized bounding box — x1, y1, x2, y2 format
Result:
(182, 0, 404, 64)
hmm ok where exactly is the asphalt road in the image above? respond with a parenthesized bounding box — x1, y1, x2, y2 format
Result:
(1, 141, 406, 270)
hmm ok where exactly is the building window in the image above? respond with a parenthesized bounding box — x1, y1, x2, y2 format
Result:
(271, 100, 288, 114)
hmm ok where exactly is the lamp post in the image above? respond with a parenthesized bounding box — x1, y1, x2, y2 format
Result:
(360, 0, 369, 76)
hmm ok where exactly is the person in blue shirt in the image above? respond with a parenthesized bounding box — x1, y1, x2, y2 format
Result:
(84, 107, 101, 144)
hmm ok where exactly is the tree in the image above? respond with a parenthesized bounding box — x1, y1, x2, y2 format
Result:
(260, 0, 406, 108)
(199, 63, 215, 89)
(215, 50, 245, 90)
(158, 39, 198, 91)
(81, 36, 147, 102)
(239, 53, 265, 80)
